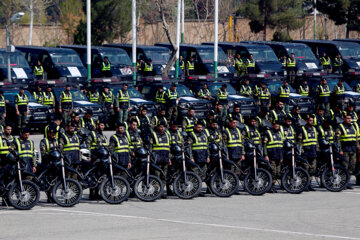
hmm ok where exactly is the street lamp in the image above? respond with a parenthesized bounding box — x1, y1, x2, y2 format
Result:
(6, 12, 24, 82)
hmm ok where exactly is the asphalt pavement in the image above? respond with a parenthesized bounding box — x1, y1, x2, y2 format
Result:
(0, 132, 360, 240)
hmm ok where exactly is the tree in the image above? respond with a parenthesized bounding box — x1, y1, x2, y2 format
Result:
(74, 0, 132, 45)
(316, 0, 360, 38)
(238, 0, 305, 41)
(58, 0, 85, 44)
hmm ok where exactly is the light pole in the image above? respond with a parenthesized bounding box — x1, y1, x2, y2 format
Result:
(86, 0, 91, 80)
(314, 0, 317, 40)
(6, 12, 24, 82)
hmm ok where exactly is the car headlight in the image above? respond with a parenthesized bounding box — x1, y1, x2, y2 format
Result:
(48, 108, 55, 113)
(59, 77, 67, 81)
(228, 102, 234, 107)
(74, 108, 80, 113)
(298, 70, 304, 74)
(179, 103, 190, 109)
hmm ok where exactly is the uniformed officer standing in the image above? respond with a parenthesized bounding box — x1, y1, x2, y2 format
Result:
(281, 115, 296, 142)
(279, 54, 287, 69)
(101, 56, 112, 77)
(136, 107, 152, 138)
(33, 60, 44, 80)
(329, 104, 344, 125)
(289, 106, 303, 130)
(320, 52, 332, 73)
(318, 117, 335, 145)
(263, 121, 283, 193)
(59, 85, 74, 125)
(99, 86, 114, 124)
(42, 86, 55, 109)
(298, 116, 318, 191)
(297, 79, 309, 97)
(3, 125, 14, 146)
(40, 126, 59, 166)
(333, 53, 343, 75)
(128, 119, 143, 155)
(278, 80, 290, 113)
(80, 109, 96, 131)
(223, 117, 245, 171)
(333, 79, 345, 110)
(227, 104, 244, 125)
(214, 104, 225, 130)
(268, 101, 286, 124)
(152, 107, 168, 129)
(116, 83, 130, 123)
(166, 84, 179, 121)
(233, 53, 245, 76)
(205, 119, 222, 144)
(189, 121, 209, 179)
(179, 55, 185, 72)
(15, 87, 29, 131)
(182, 107, 198, 133)
(286, 53, 296, 84)
(155, 85, 166, 108)
(0, 91, 6, 125)
(336, 115, 359, 188)
(143, 58, 154, 76)
(13, 128, 36, 173)
(311, 106, 326, 127)
(33, 85, 43, 104)
(239, 79, 252, 97)
(59, 122, 81, 176)
(167, 121, 183, 147)
(316, 78, 331, 113)
(243, 116, 261, 150)
(258, 82, 271, 110)
(197, 83, 213, 100)
(343, 102, 358, 123)
(109, 123, 131, 169)
(246, 54, 256, 74)
(216, 84, 229, 122)
(88, 87, 99, 104)
(186, 56, 195, 76)
(44, 116, 63, 139)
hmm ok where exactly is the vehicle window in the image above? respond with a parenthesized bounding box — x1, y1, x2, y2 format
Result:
(50, 52, 83, 67)
(141, 86, 152, 95)
(143, 50, 170, 64)
(321, 81, 353, 91)
(197, 48, 227, 63)
(265, 82, 296, 94)
(111, 86, 143, 98)
(285, 46, 317, 61)
(247, 48, 278, 62)
(338, 46, 360, 59)
(3, 90, 36, 103)
(0, 52, 30, 68)
(54, 89, 87, 101)
(100, 49, 131, 66)
(163, 84, 193, 97)
(207, 84, 237, 95)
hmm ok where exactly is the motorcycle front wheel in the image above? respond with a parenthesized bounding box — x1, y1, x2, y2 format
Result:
(210, 170, 239, 197)
(244, 168, 272, 196)
(173, 171, 202, 199)
(134, 175, 163, 202)
(281, 167, 310, 194)
(321, 165, 350, 192)
(100, 176, 130, 204)
(8, 180, 40, 210)
(52, 179, 83, 207)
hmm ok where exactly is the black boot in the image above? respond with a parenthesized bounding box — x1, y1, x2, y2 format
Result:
(268, 186, 277, 193)
(308, 185, 316, 191)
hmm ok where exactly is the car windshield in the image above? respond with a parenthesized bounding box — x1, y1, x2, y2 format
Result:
(50, 53, 83, 67)
(207, 83, 237, 96)
(265, 82, 296, 94)
(164, 84, 193, 97)
(54, 89, 87, 101)
(338, 46, 360, 59)
(100, 50, 132, 66)
(248, 48, 278, 62)
(0, 52, 30, 68)
(112, 86, 143, 98)
(323, 81, 353, 91)
(198, 48, 228, 63)
(286, 46, 317, 61)
(144, 50, 170, 64)
(3, 90, 36, 103)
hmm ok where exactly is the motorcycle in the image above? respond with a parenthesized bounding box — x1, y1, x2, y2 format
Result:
(241, 141, 273, 195)
(32, 148, 83, 207)
(0, 151, 40, 210)
(281, 139, 311, 194)
(167, 144, 202, 199)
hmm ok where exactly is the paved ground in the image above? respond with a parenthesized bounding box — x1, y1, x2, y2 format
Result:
(1, 132, 360, 240)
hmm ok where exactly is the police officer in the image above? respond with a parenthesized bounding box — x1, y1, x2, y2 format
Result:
(14, 127, 36, 173)
(99, 86, 114, 124)
(205, 119, 222, 143)
(269, 101, 286, 124)
(71, 113, 81, 134)
(3, 125, 14, 146)
(263, 121, 283, 193)
(320, 52, 332, 73)
(167, 121, 182, 146)
(44, 116, 63, 139)
(143, 58, 154, 76)
(136, 106, 152, 138)
(227, 104, 244, 125)
(166, 84, 179, 121)
(155, 85, 166, 108)
(116, 83, 130, 123)
(223, 117, 245, 171)
(136, 58, 144, 73)
(316, 78, 331, 113)
(42, 86, 55, 108)
(197, 83, 212, 100)
(183, 107, 198, 133)
(33, 85, 43, 104)
(189, 121, 209, 179)
(256, 106, 270, 132)
(40, 126, 59, 166)
(59, 85, 74, 125)
(258, 82, 271, 110)
(333, 79, 345, 110)
(289, 106, 303, 130)
(186, 55, 195, 76)
(0, 90, 6, 125)
(152, 107, 168, 129)
(297, 79, 309, 97)
(128, 119, 143, 154)
(101, 56, 111, 77)
(311, 105, 326, 127)
(279, 54, 287, 69)
(109, 122, 131, 169)
(336, 115, 359, 188)
(33, 60, 44, 80)
(216, 84, 229, 122)
(15, 87, 29, 131)
(246, 54, 255, 74)
(80, 109, 96, 131)
(239, 79, 252, 97)
(88, 87, 100, 104)
(343, 102, 358, 123)
(281, 115, 296, 142)
(233, 53, 245, 76)
(318, 117, 335, 145)
(298, 116, 318, 191)
(287, 53, 296, 84)
(59, 122, 81, 177)
(243, 116, 261, 149)
(333, 53, 343, 75)
(329, 104, 344, 125)
(278, 80, 290, 113)
(179, 55, 185, 72)
(214, 104, 225, 130)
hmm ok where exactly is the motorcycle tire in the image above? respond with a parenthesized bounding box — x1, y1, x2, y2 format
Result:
(134, 175, 163, 202)
(173, 171, 202, 199)
(210, 170, 239, 197)
(52, 179, 83, 207)
(244, 168, 272, 196)
(8, 180, 40, 210)
(100, 176, 130, 204)
(321, 165, 350, 192)
(281, 167, 310, 194)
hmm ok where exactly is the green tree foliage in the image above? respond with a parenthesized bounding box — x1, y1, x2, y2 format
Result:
(74, 0, 132, 45)
(316, 0, 360, 37)
(238, 0, 305, 40)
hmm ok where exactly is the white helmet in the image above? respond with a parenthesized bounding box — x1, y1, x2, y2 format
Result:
(80, 148, 91, 162)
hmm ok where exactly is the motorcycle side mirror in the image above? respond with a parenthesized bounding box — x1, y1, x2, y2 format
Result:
(298, 119, 306, 126)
